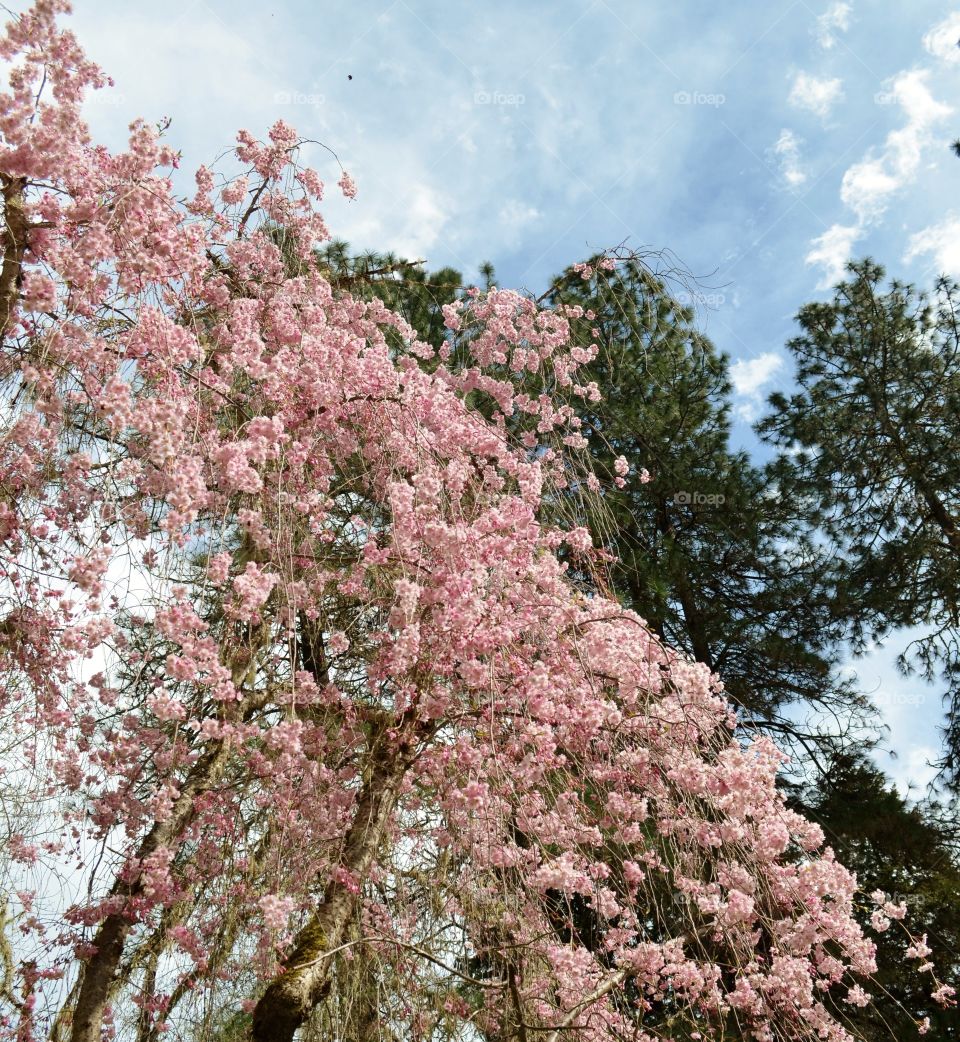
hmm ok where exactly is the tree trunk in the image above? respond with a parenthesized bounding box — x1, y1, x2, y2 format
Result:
(69, 634, 272, 1042)
(0, 174, 28, 343)
(69, 740, 233, 1042)
(251, 741, 410, 1042)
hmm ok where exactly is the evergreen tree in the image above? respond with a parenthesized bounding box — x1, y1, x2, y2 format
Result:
(758, 259, 960, 783)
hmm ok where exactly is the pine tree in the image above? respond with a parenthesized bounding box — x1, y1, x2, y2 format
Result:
(758, 259, 960, 784)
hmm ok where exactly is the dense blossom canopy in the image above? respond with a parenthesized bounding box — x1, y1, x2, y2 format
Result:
(0, 4, 952, 1042)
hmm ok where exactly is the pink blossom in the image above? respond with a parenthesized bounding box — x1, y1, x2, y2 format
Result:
(221, 176, 248, 205)
(259, 894, 295, 931)
(232, 562, 277, 620)
(932, 984, 956, 1007)
(328, 631, 349, 655)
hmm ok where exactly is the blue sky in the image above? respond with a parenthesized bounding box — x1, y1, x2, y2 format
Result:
(46, 0, 960, 792)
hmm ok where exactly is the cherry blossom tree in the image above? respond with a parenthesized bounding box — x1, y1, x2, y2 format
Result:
(0, 4, 952, 1042)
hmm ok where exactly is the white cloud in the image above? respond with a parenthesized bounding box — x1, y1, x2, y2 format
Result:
(839, 158, 900, 221)
(806, 69, 951, 283)
(772, 128, 806, 187)
(457, 132, 479, 155)
(377, 59, 412, 86)
(789, 72, 844, 118)
(887, 745, 940, 795)
(731, 353, 784, 421)
(816, 1, 853, 49)
(923, 10, 960, 63)
(730, 352, 784, 395)
(391, 185, 453, 258)
(892, 67, 953, 127)
(840, 70, 951, 222)
(905, 213, 960, 277)
(842, 627, 946, 793)
(71, 5, 280, 153)
(499, 200, 541, 227)
(496, 200, 542, 248)
(805, 224, 862, 288)
(324, 177, 454, 262)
